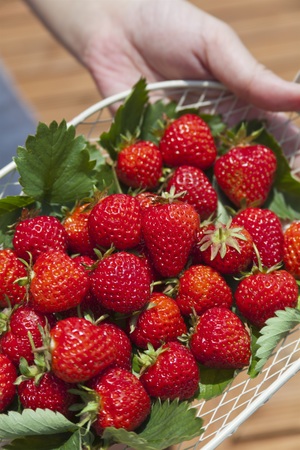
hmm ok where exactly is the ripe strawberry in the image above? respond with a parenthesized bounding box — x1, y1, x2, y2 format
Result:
(116, 140, 163, 189)
(63, 203, 95, 258)
(0, 353, 17, 412)
(0, 305, 55, 366)
(235, 268, 299, 328)
(89, 367, 151, 436)
(232, 207, 284, 268)
(30, 249, 90, 313)
(166, 165, 218, 220)
(138, 341, 200, 401)
(90, 251, 151, 314)
(129, 292, 187, 349)
(175, 264, 233, 317)
(99, 322, 132, 371)
(141, 198, 200, 277)
(13, 215, 69, 263)
(17, 372, 77, 418)
(159, 113, 217, 170)
(214, 144, 277, 208)
(50, 317, 117, 383)
(283, 221, 300, 279)
(189, 307, 251, 369)
(0, 249, 28, 307)
(198, 220, 254, 275)
(88, 194, 142, 250)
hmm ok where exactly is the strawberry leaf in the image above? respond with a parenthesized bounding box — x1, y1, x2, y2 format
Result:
(2, 430, 82, 450)
(14, 120, 96, 205)
(197, 366, 236, 400)
(266, 189, 300, 220)
(99, 78, 149, 159)
(0, 408, 78, 440)
(102, 399, 204, 450)
(251, 307, 300, 376)
(139, 100, 177, 144)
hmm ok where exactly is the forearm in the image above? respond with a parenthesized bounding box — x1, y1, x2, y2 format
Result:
(24, 0, 130, 64)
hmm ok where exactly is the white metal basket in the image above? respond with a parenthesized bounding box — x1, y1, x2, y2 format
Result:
(1, 80, 300, 450)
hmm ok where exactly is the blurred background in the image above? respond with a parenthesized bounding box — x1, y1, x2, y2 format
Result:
(1, 0, 300, 449)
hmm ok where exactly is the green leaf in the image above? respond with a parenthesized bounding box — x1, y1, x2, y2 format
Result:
(139, 100, 177, 144)
(2, 432, 80, 450)
(15, 120, 96, 205)
(0, 409, 78, 440)
(102, 399, 204, 450)
(252, 307, 300, 375)
(0, 196, 35, 215)
(266, 189, 300, 221)
(99, 78, 149, 159)
(197, 366, 236, 400)
(247, 326, 262, 378)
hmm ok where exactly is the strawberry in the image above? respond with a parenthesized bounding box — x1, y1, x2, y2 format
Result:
(232, 207, 284, 268)
(283, 221, 300, 279)
(116, 140, 163, 189)
(50, 317, 117, 383)
(235, 268, 299, 328)
(166, 165, 218, 220)
(17, 372, 77, 418)
(214, 144, 277, 208)
(0, 353, 17, 412)
(175, 264, 233, 317)
(198, 220, 254, 275)
(135, 191, 159, 210)
(138, 341, 200, 401)
(0, 305, 55, 366)
(0, 249, 28, 307)
(99, 322, 132, 371)
(30, 249, 90, 313)
(90, 251, 151, 314)
(129, 292, 187, 349)
(141, 198, 200, 277)
(159, 113, 217, 170)
(13, 214, 69, 263)
(88, 367, 151, 435)
(88, 193, 142, 250)
(189, 307, 251, 369)
(63, 203, 95, 258)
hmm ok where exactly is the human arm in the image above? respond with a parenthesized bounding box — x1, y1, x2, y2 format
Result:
(24, 0, 300, 112)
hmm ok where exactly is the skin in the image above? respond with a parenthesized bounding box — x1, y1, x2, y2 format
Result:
(25, 0, 300, 110)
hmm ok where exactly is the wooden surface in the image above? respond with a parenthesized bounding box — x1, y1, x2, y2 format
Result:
(1, 1, 300, 449)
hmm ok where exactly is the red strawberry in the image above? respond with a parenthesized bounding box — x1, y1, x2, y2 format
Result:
(235, 268, 299, 328)
(166, 165, 218, 220)
(175, 264, 233, 317)
(90, 251, 151, 314)
(198, 220, 254, 275)
(159, 113, 217, 170)
(138, 341, 200, 400)
(88, 193, 142, 250)
(0, 305, 55, 366)
(89, 367, 151, 435)
(50, 317, 117, 383)
(116, 140, 163, 189)
(283, 221, 300, 279)
(129, 292, 187, 349)
(17, 372, 77, 418)
(0, 249, 27, 307)
(214, 144, 277, 208)
(63, 203, 95, 258)
(0, 353, 17, 412)
(135, 191, 159, 210)
(99, 322, 132, 371)
(141, 198, 200, 277)
(232, 207, 284, 268)
(30, 249, 90, 313)
(13, 215, 69, 263)
(189, 307, 251, 369)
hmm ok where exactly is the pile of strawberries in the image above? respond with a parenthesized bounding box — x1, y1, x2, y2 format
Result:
(1, 103, 300, 447)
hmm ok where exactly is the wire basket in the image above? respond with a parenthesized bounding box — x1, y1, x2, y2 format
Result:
(1, 80, 300, 450)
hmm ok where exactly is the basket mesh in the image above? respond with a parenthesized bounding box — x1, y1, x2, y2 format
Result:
(1, 80, 300, 449)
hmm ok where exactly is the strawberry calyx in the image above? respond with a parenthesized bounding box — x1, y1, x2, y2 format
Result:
(219, 122, 264, 151)
(134, 343, 167, 376)
(199, 219, 248, 260)
(68, 384, 101, 431)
